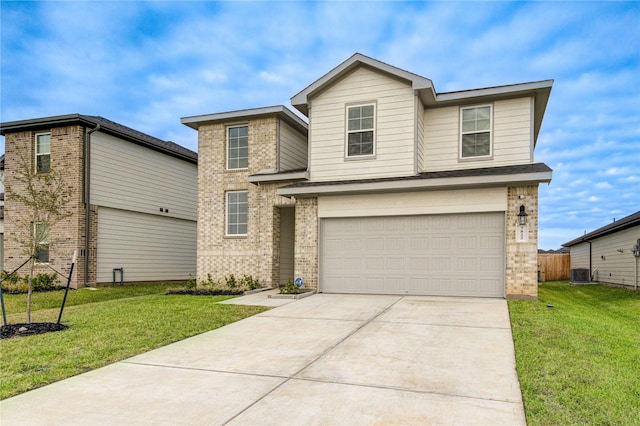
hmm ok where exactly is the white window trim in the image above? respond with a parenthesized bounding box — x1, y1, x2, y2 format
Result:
(35, 132, 51, 174)
(225, 190, 248, 237)
(226, 124, 249, 170)
(345, 102, 376, 159)
(459, 104, 493, 160)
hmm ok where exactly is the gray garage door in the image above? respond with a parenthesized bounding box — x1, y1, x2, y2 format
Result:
(320, 213, 505, 297)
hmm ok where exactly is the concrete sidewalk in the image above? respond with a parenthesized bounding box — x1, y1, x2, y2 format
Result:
(1, 292, 525, 425)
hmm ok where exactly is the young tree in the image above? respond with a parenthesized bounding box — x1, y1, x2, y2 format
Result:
(5, 142, 73, 323)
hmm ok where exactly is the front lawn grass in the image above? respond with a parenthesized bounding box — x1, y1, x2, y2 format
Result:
(509, 281, 640, 425)
(0, 283, 268, 399)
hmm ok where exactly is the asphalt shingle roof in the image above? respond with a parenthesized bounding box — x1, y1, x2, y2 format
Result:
(280, 163, 552, 189)
(0, 114, 197, 163)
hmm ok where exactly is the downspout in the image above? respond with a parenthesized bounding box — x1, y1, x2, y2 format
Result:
(84, 124, 100, 286)
(588, 241, 592, 282)
(635, 251, 638, 291)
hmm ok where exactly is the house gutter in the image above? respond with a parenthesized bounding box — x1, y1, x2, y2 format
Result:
(84, 124, 100, 287)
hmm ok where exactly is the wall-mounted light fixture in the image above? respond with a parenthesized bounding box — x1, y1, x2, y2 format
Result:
(517, 205, 528, 225)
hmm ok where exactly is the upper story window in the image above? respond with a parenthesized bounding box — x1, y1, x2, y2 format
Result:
(35, 133, 51, 173)
(226, 190, 248, 236)
(227, 125, 248, 169)
(346, 103, 375, 157)
(460, 105, 492, 159)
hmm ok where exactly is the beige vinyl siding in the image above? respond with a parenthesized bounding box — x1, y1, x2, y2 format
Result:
(96, 207, 196, 283)
(423, 97, 533, 172)
(416, 96, 425, 173)
(318, 187, 507, 218)
(90, 132, 197, 221)
(279, 120, 308, 171)
(569, 243, 590, 269)
(590, 227, 639, 286)
(309, 66, 416, 181)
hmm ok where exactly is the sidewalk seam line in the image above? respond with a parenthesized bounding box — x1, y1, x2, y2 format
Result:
(221, 295, 405, 425)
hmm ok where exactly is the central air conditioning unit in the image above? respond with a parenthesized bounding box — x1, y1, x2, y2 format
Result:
(570, 268, 590, 283)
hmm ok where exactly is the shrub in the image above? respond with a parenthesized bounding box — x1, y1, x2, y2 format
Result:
(1, 272, 61, 294)
(240, 275, 262, 290)
(166, 273, 263, 296)
(279, 279, 299, 294)
(165, 288, 244, 296)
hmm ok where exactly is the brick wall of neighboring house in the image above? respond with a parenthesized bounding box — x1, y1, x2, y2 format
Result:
(3, 125, 91, 288)
(197, 116, 295, 288)
(505, 185, 539, 300)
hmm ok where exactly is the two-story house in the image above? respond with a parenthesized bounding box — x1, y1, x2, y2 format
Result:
(183, 53, 553, 300)
(1, 114, 198, 288)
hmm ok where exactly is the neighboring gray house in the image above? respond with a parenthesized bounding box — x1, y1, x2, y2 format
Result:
(184, 53, 554, 300)
(0, 115, 197, 288)
(563, 211, 640, 289)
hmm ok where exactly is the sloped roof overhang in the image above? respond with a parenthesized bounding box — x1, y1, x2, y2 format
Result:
(562, 210, 640, 247)
(0, 114, 197, 163)
(181, 105, 308, 136)
(277, 163, 552, 198)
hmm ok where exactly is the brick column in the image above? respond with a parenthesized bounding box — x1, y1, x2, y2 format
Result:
(506, 185, 539, 300)
(294, 197, 318, 290)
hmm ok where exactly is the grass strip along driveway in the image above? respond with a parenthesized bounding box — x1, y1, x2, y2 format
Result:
(509, 281, 640, 426)
(0, 283, 267, 399)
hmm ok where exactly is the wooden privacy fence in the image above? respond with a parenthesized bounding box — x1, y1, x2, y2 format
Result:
(538, 253, 571, 281)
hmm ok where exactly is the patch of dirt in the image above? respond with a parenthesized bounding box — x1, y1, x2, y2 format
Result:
(1, 322, 68, 339)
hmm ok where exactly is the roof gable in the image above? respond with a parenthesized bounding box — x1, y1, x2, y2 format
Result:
(291, 53, 436, 116)
(291, 53, 552, 144)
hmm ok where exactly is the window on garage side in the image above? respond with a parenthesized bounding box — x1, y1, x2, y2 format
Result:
(226, 190, 248, 236)
(227, 125, 248, 169)
(346, 103, 375, 157)
(460, 105, 492, 159)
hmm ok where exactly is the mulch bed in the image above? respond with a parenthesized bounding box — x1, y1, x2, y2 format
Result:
(1, 322, 68, 339)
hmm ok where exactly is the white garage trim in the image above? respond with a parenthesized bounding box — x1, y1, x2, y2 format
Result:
(97, 207, 196, 283)
(320, 212, 505, 297)
(318, 187, 507, 218)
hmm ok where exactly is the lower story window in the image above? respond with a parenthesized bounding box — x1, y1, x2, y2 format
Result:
(226, 191, 248, 236)
(35, 222, 50, 263)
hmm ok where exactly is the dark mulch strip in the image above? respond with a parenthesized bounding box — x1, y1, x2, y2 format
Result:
(1, 322, 69, 339)
(165, 288, 245, 296)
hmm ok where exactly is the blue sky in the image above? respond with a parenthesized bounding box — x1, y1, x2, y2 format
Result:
(1, 1, 638, 249)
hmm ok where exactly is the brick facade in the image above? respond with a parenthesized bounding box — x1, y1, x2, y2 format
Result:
(505, 185, 539, 300)
(196, 117, 296, 287)
(3, 125, 95, 288)
(294, 197, 318, 289)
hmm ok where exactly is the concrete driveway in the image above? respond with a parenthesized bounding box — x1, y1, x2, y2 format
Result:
(1, 292, 525, 425)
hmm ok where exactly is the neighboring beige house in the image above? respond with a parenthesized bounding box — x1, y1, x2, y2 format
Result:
(183, 53, 554, 300)
(563, 211, 640, 289)
(0, 114, 197, 288)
